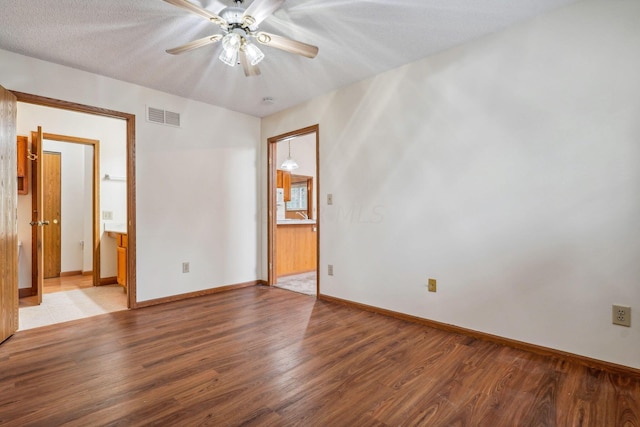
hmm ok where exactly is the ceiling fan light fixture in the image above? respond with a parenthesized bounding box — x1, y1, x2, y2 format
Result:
(219, 47, 238, 66)
(164, 0, 320, 76)
(220, 32, 242, 66)
(222, 32, 242, 52)
(219, 6, 244, 25)
(244, 43, 265, 66)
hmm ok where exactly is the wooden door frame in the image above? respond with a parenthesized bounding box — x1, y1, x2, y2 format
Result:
(12, 91, 137, 309)
(32, 133, 101, 289)
(267, 125, 320, 295)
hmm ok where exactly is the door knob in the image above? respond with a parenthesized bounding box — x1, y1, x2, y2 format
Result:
(29, 220, 49, 226)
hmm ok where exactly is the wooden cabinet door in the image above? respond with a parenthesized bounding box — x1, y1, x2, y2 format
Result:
(16, 136, 28, 194)
(117, 246, 127, 288)
(283, 171, 291, 201)
(276, 224, 317, 276)
(276, 170, 292, 202)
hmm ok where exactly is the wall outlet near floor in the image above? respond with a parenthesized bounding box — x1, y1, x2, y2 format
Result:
(102, 211, 113, 220)
(182, 262, 190, 274)
(612, 305, 631, 327)
(327, 194, 333, 205)
(328, 264, 334, 276)
(428, 278, 437, 292)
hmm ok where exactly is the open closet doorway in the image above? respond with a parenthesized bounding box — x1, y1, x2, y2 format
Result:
(267, 125, 319, 296)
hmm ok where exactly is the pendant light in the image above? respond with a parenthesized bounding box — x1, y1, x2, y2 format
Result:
(280, 139, 299, 171)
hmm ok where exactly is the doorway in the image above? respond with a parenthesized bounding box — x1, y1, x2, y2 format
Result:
(267, 125, 320, 296)
(19, 129, 128, 329)
(12, 90, 137, 313)
(36, 134, 100, 285)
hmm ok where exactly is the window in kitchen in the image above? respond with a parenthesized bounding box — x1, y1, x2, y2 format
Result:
(286, 182, 308, 210)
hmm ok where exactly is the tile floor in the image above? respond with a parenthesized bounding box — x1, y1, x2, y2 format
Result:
(275, 271, 317, 296)
(18, 285, 127, 331)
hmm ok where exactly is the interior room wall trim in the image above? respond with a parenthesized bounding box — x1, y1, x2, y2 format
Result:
(135, 281, 265, 309)
(318, 293, 640, 378)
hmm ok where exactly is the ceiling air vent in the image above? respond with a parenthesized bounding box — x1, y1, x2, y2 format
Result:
(146, 106, 181, 128)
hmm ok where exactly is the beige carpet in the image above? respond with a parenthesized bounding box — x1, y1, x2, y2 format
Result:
(18, 285, 127, 331)
(275, 271, 317, 296)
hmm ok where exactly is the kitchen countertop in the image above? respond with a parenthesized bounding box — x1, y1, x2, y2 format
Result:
(277, 219, 317, 225)
(104, 222, 127, 234)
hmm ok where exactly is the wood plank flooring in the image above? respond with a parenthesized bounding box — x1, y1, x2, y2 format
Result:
(43, 274, 94, 293)
(1, 286, 638, 426)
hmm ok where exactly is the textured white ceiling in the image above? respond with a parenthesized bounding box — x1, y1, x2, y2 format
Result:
(0, 0, 578, 117)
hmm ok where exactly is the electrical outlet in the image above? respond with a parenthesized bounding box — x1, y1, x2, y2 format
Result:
(328, 264, 334, 276)
(327, 194, 333, 205)
(182, 262, 190, 273)
(612, 305, 631, 327)
(428, 278, 437, 292)
(102, 211, 113, 220)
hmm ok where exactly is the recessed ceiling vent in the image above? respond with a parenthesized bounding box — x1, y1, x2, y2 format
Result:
(146, 106, 181, 128)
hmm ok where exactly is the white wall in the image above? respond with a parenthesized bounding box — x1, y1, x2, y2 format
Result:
(261, 0, 640, 368)
(16, 103, 126, 286)
(2, 48, 261, 302)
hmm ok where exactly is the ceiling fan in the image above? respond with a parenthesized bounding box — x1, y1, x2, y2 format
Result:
(164, 0, 319, 77)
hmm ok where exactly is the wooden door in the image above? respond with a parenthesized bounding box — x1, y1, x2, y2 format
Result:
(31, 127, 45, 304)
(0, 84, 18, 343)
(43, 152, 62, 278)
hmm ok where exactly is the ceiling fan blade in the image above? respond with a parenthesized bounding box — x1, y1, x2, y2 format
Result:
(242, 0, 285, 27)
(204, 0, 227, 14)
(166, 34, 222, 55)
(256, 32, 319, 59)
(164, 0, 226, 24)
(239, 50, 261, 77)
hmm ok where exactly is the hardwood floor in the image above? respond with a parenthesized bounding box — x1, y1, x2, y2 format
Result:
(1, 286, 638, 426)
(44, 274, 94, 293)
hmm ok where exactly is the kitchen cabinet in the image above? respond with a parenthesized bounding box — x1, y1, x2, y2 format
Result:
(115, 233, 127, 291)
(16, 136, 28, 195)
(276, 169, 291, 202)
(276, 222, 317, 276)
